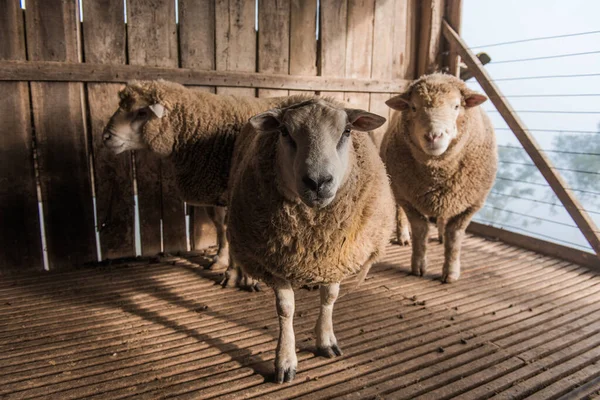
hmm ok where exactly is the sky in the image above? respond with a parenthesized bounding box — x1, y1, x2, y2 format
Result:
(461, 0, 600, 252)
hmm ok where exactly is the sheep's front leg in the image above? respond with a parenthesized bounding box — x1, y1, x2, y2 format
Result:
(437, 217, 446, 244)
(442, 208, 475, 283)
(396, 206, 411, 246)
(274, 283, 297, 383)
(206, 206, 229, 270)
(315, 282, 342, 358)
(405, 206, 429, 277)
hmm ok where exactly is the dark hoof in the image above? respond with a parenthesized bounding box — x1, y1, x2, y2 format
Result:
(275, 367, 296, 383)
(317, 344, 343, 358)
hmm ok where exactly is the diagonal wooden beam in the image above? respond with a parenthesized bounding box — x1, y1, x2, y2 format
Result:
(442, 20, 600, 259)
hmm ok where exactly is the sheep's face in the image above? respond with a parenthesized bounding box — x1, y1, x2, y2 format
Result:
(250, 100, 386, 209)
(103, 103, 165, 154)
(387, 80, 487, 157)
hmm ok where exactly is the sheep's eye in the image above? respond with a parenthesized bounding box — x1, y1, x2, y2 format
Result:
(411, 106, 417, 112)
(454, 104, 460, 110)
(343, 127, 351, 137)
(136, 109, 150, 119)
(280, 126, 289, 137)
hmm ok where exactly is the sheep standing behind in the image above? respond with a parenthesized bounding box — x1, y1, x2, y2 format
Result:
(102, 80, 292, 289)
(226, 98, 395, 382)
(380, 73, 497, 283)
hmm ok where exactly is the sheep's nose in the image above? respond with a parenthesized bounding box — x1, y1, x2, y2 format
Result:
(425, 131, 444, 143)
(302, 174, 334, 193)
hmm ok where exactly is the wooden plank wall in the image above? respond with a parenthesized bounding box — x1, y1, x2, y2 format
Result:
(0, 0, 419, 272)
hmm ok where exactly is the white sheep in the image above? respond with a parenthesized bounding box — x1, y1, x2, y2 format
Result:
(103, 80, 290, 289)
(380, 73, 497, 283)
(226, 97, 395, 382)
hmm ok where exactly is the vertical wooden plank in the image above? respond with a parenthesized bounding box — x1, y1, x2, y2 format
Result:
(0, 1, 42, 271)
(392, 0, 418, 80)
(445, 0, 462, 76)
(179, 0, 218, 250)
(26, 0, 97, 269)
(417, 0, 445, 76)
(345, 0, 375, 110)
(257, 0, 290, 98)
(319, 0, 348, 102)
(215, 0, 256, 97)
(289, 0, 317, 96)
(128, 0, 186, 255)
(83, 0, 135, 260)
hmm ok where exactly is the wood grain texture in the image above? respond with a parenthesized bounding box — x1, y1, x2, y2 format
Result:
(215, 0, 256, 97)
(289, 0, 317, 96)
(179, 0, 218, 250)
(258, 0, 290, 98)
(319, 0, 348, 102)
(26, 0, 96, 269)
(0, 60, 408, 93)
(392, 0, 418, 80)
(443, 21, 600, 259)
(344, 0, 375, 111)
(417, 0, 445, 76)
(127, 0, 186, 255)
(445, 0, 462, 76)
(83, 0, 135, 260)
(0, 1, 42, 271)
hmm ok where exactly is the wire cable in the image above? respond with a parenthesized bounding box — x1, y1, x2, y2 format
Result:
(486, 110, 600, 115)
(492, 73, 600, 82)
(499, 94, 600, 98)
(472, 217, 592, 250)
(469, 30, 600, 49)
(490, 50, 600, 64)
(495, 176, 600, 197)
(494, 127, 599, 134)
(481, 204, 580, 229)
(488, 191, 600, 216)
(498, 144, 600, 157)
(498, 160, 600, 176)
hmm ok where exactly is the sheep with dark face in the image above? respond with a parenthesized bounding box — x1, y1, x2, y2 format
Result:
(381, 73, 497, 283)
(227, 97, 395, 383)
(103, 79, 296, 289)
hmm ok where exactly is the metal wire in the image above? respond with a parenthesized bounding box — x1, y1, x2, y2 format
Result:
(498, 144, 600, 157)
(486, 110, 600, 115)
(469, 30, 600, 49)
(492, 73, 600, 82)
(494, 127, 599, 134)
(488, 191, 600, 216)
(489, 50, 600, 64)
(498, 160, 600, 176)
(473, 217, 592, 250)
(499, 94, 600, 98)
(495, 176, 600, 197)
(482, 204, 580, 229)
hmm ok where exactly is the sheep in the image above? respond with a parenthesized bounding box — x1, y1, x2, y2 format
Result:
(102, 79, 291, 289)
(226, 97, 395, 382)
(380, 73, 497, 283)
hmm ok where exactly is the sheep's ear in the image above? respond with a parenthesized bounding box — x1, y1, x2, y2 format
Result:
(346, 109, 387, 131)
(386, 92, 411, 111)
(249, 109, 281, 133)
(463, 90, 487, 108)
(148, 103, 165, 118)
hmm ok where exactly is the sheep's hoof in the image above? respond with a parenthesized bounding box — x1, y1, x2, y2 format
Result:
(220, 266, 239, 288)
(275, 366, 296, 384)
(442, 273, 460, 283)
(207, 259, 228, 271)
(317, 344, 343, 358)
(239, 275, 261, 292)
(395, 231, 411, 246)
(411, 263, 427, 277)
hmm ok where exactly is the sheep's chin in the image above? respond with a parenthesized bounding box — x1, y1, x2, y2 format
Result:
(300, 194, 335, 209)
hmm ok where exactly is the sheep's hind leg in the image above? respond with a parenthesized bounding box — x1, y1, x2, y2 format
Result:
(395, 206, 411, 246)
(405, 206, 429, 277)
(315, 282, 343, 358)
(220, 257, 260, 292)
(442, 208, 475, 283)
(206, 206, 229, 270)
(274, 282, 297, 383)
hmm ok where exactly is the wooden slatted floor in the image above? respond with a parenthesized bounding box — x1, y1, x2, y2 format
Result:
(1, 234, 600, 399)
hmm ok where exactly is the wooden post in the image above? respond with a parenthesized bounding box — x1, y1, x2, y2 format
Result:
(0, 1, 43, 271)
(319, 0, 348, 102)
(444, 0, 462, 76)
(83, 0, 136, 260)
(442, 20, 600, 259)
(289, 0, 318, 96)
(258, 0, 291, 98)
(417, 0, 445, 77)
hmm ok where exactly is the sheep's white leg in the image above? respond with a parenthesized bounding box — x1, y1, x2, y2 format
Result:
(396, 206, 411, 246)
(207, 206, 229, 270)
(442, 209, 475, 283)
(405, 207, 429, 277)
(315, 282, 342, 358)
(437, 217, 446, 244)
(274, 283, 297, 383)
